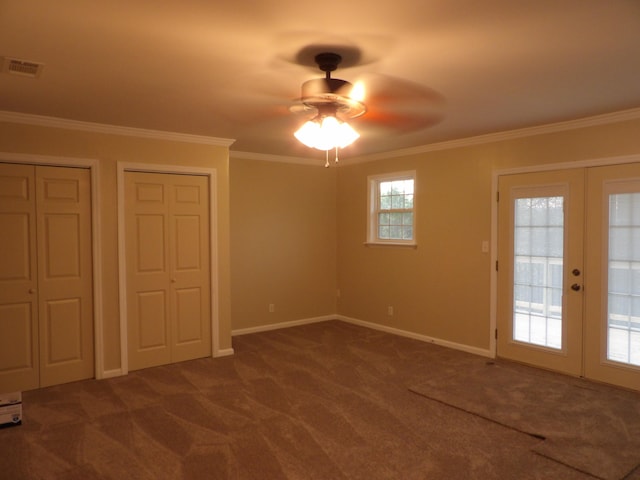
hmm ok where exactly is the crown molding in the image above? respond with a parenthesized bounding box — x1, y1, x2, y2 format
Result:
(4, 107, 639, 162)
(351, 107, 640, 163)
(229, 150, 326, 166)
(0, 111, 236, 147)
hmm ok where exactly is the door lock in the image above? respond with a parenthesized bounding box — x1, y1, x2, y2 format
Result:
(570, 283, 581, 291)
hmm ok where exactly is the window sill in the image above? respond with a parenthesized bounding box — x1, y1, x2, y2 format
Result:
(364, 242, 418, 249)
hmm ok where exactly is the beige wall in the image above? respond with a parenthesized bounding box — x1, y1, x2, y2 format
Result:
(336, 117, 640, 351)
(4, 114, 640, 372)
(230, 158, 337, 331)
(0, 121, 232, 373)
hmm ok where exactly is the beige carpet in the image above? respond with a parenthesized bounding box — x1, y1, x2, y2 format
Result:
(2, 320, 639, 479)
(410, 361, 640, 480)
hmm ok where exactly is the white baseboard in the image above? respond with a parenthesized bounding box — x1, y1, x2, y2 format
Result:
(101, 368, 124, 379)
(214, 348, 235, 358)
(231, 315, 337, 336)
(336, 315, 493, 358)
(230, 313, 492, 359)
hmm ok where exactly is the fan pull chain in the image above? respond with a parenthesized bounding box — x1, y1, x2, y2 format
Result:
(335, 147, 339, 164)
(325, 150, 330, 168)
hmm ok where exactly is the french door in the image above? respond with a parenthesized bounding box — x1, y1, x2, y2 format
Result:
(497, 164, 640, 391)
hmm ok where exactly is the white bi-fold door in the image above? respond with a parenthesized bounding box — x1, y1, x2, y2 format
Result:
(0, 163, 94, 392)
(124, 171, 211, 371)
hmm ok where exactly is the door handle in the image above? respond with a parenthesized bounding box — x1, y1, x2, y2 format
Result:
(570, 283, 581, 291)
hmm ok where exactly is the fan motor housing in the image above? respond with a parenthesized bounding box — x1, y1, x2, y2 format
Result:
(291, 51, 367, 119)
(301, 78, 351, 99)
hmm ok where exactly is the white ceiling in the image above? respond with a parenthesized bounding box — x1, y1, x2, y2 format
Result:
(2, 0, 640, 158)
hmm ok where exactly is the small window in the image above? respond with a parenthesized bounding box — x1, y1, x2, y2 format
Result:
(367, 171, 416, 246)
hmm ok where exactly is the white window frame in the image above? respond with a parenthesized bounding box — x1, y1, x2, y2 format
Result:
(367, 170, 417, 247)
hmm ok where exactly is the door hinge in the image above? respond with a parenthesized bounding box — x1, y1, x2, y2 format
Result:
(495, 328, 498, 340)
(495, 260, 499, 271)
(496, 190, 500, 202)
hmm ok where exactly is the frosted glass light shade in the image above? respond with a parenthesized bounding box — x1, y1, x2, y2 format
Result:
(294, 116, 360, 151)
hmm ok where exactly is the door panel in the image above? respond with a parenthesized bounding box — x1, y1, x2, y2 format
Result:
(45, 298, 82, 363)
(585, 163, 640, 391)
(171, 176, 210, 362)
(137, 290, 168, 350)
(126, 172, 211, 370)
(0, 164, 38, 392)
(497, 169, 584, 376)
(0, 303, 36, 388)
(37, 166, 93, 387)
(126, 175, 172, 370)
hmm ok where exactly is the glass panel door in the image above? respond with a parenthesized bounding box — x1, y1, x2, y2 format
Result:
(497, 169, 584, 377)
(585, 164, 640, 391)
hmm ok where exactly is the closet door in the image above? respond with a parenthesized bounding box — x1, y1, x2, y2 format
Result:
(0, 164, 94, 392)
(36, 166, 94, 387)
(125, 171, 211, 371)
(0, 164, 39, 392)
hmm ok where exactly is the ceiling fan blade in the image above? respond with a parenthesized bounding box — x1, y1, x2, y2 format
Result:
(350, 73, 445, 133)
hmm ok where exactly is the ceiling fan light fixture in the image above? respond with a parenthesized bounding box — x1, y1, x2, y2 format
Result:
(294, 115, 360, 151)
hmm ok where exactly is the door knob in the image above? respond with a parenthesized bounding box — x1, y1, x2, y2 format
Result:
(28, 288, 36, 294)
(570, 283, 581, 291)
(572, 268, 581, 276)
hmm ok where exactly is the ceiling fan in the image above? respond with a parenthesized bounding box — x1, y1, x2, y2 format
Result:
(290, 52, 367, 155)
(286, 47, 444, 164)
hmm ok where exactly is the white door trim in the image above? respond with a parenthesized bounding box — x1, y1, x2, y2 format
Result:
(490, 153, 640, 359)
(0, 152, 105, 379)
(117, 162, 221, 376)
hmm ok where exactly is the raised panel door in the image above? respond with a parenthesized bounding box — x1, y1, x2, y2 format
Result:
(0, 163, 38, 392)
(125, 172, 210, 371)
(125, 173, 172, 370)
(36, 166, 94, 387)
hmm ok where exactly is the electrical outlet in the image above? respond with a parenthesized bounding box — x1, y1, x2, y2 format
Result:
(269, 303, 275, 313)
(387, 305, 394, 316)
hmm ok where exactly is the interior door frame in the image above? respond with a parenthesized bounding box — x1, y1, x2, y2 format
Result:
(117, 162, 224, 376)
(0, 152, 105, 379)
(490, 154, 640, 358)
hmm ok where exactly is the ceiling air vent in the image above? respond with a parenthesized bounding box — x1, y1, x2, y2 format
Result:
(1, 57, 44, 78)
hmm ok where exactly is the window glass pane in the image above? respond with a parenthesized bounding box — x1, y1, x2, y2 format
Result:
(373, 176, 415, 242)
(512, 196, 564, 350)
(389, 212, 402, 225)
(404, 194, 414, 209)
(390, 195, 402, 209)
(607, 193, 640, 366)
(389, 226, 402, 239)
(404, 180, 414, 195)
